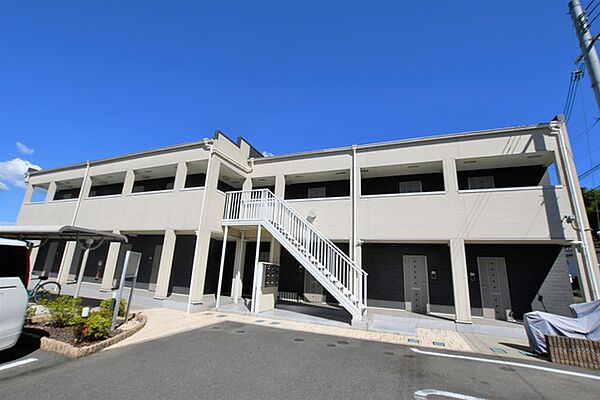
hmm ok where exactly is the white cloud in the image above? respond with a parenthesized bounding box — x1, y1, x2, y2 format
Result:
(16, 142, 35, 155)
(0, 158, 42, 190)
(262, 151, 274, 157)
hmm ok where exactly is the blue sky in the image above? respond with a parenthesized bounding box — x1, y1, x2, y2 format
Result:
(1, 0, 599, 224)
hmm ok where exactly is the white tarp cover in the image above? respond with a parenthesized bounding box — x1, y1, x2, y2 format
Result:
(570, 299, 600, 318)
(524, 304, 600, 354)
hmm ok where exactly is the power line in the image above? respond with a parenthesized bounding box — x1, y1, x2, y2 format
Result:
(579, 162, 600, 179)
(586, 11, 600, 30)
(564, 66, 585, 122)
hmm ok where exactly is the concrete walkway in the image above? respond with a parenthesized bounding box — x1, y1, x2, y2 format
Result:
(110, 307, 541, 364)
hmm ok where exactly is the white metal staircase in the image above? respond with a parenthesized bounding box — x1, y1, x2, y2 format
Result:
(223, 189, 367, 321)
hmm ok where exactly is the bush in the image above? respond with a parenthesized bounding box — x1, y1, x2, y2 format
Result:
(100, 297, 127, 317)
(25, 306, 36, 324)
(80, 313, 111, 341)
(41, 296, 83, 328)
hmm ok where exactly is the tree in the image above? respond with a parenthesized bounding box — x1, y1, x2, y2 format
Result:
(582, 187, 600, 244)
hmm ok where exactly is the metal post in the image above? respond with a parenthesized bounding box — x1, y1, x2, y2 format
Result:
(215, 225, 229, 309)
(124, 274, 137, 322)
(74, 248, 90, 298)
(569, 0, 600, 111)
(111, 251, 131, 332)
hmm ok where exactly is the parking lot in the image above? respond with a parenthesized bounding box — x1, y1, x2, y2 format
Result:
(1, 321, 599, 400)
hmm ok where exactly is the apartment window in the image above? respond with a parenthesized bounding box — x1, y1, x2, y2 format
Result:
(89, 182, 123, 197)
(88, 173, 126, 197)
(399, 180, 422, 193)
(133, 177, 174, 193)
(185, 173, 206, 188)
(307, 187, 326, 198)
(30, 185, 48, 203)
(132, 165, 177, 193)
(53, 187, 80, 200)
(468, 176, 495, 190)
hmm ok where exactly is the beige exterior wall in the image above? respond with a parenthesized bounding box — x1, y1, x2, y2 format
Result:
(15, 123, 592, 316)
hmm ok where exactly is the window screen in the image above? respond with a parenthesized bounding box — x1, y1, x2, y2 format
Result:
(467, 176, 495, 189)
(307, 187, 326, 198)
(399, 180, 422, 193)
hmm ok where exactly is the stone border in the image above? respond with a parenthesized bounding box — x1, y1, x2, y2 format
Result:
(25, 313, 147, 359)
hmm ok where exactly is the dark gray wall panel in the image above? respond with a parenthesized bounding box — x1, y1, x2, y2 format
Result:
(465, 244, 571, 320)
(361, 243, 453, 310)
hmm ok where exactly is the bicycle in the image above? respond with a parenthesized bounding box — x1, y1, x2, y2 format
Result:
(28, 275, 62, 303)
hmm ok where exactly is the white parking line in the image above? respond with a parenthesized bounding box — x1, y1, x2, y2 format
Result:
(410, 347, 600, 381)
(414, 389, 485, 399)
(0, 358, 38, 372)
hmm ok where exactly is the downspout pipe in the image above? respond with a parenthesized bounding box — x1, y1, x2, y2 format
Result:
(351, 145, 358, 262)
(550, 120, 600, 299)
(71, 161, 91, 226)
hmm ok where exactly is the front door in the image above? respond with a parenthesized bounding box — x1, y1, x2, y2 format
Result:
(478, 257, 512, 320)
(403, 255, 429, 314)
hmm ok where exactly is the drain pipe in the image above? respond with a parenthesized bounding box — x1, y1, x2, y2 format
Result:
(187, 140, 215, 313)
(351, 145, 358, 262)
(71, 161, 91, 225)
(550, 120, 600, 300)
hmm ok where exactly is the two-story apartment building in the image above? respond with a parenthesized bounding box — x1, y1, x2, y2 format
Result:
(15, 117, 600, 325)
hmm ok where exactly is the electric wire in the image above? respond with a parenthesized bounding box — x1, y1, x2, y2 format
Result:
(564, 66, 584, 123)
(579, 163, 600, 180)
(585, 0, 596, 11)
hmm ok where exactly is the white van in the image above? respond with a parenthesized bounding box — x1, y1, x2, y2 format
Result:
(0, 238, 29, 351)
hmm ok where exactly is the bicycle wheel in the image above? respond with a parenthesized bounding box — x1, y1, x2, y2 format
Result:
(34, 281, 61, 303)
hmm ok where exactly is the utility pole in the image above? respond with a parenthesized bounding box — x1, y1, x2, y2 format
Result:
(569, 0, 600, 112)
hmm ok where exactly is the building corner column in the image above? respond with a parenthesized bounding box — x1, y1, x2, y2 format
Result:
(57, 242, 77, 284)
(100, 230, 122, 291)
(442, 159, 459, 195)
(268, 174, 285, 267)
(231, 231, 247, 303)
(174, 161, 188, 191)
(45, 182, 56, 203)
(189, 157, 222, 305)
(450, 238, 472, 324)
(154, 229, 177, 299)
(123, 170, 135, 195)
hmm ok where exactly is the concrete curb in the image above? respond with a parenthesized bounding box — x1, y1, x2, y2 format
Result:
(25, 314, 147, 359)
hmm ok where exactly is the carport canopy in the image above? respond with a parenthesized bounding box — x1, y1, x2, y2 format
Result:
(0, 225, 128, 297)
(0, 225, 127, 244)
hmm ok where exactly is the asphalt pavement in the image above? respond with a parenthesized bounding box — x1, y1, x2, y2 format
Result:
(1, 321, 599, 400)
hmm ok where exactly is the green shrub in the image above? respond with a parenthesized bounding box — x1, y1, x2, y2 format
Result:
(100, 297, 127, 317)
(81, 313, 111, 341)
(25, 306, 36, 324)
(42, 296, 83, 328)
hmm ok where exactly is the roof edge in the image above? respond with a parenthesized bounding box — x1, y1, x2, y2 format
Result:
(253, 122, 550, 163)
(29, 138, 211, 177)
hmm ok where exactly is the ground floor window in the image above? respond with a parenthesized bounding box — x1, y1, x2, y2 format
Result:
(32, 240, 66, 278)
(203, 238, 237, 296)
(112, 234, 164, 291)
(168, 235, 196, 295)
